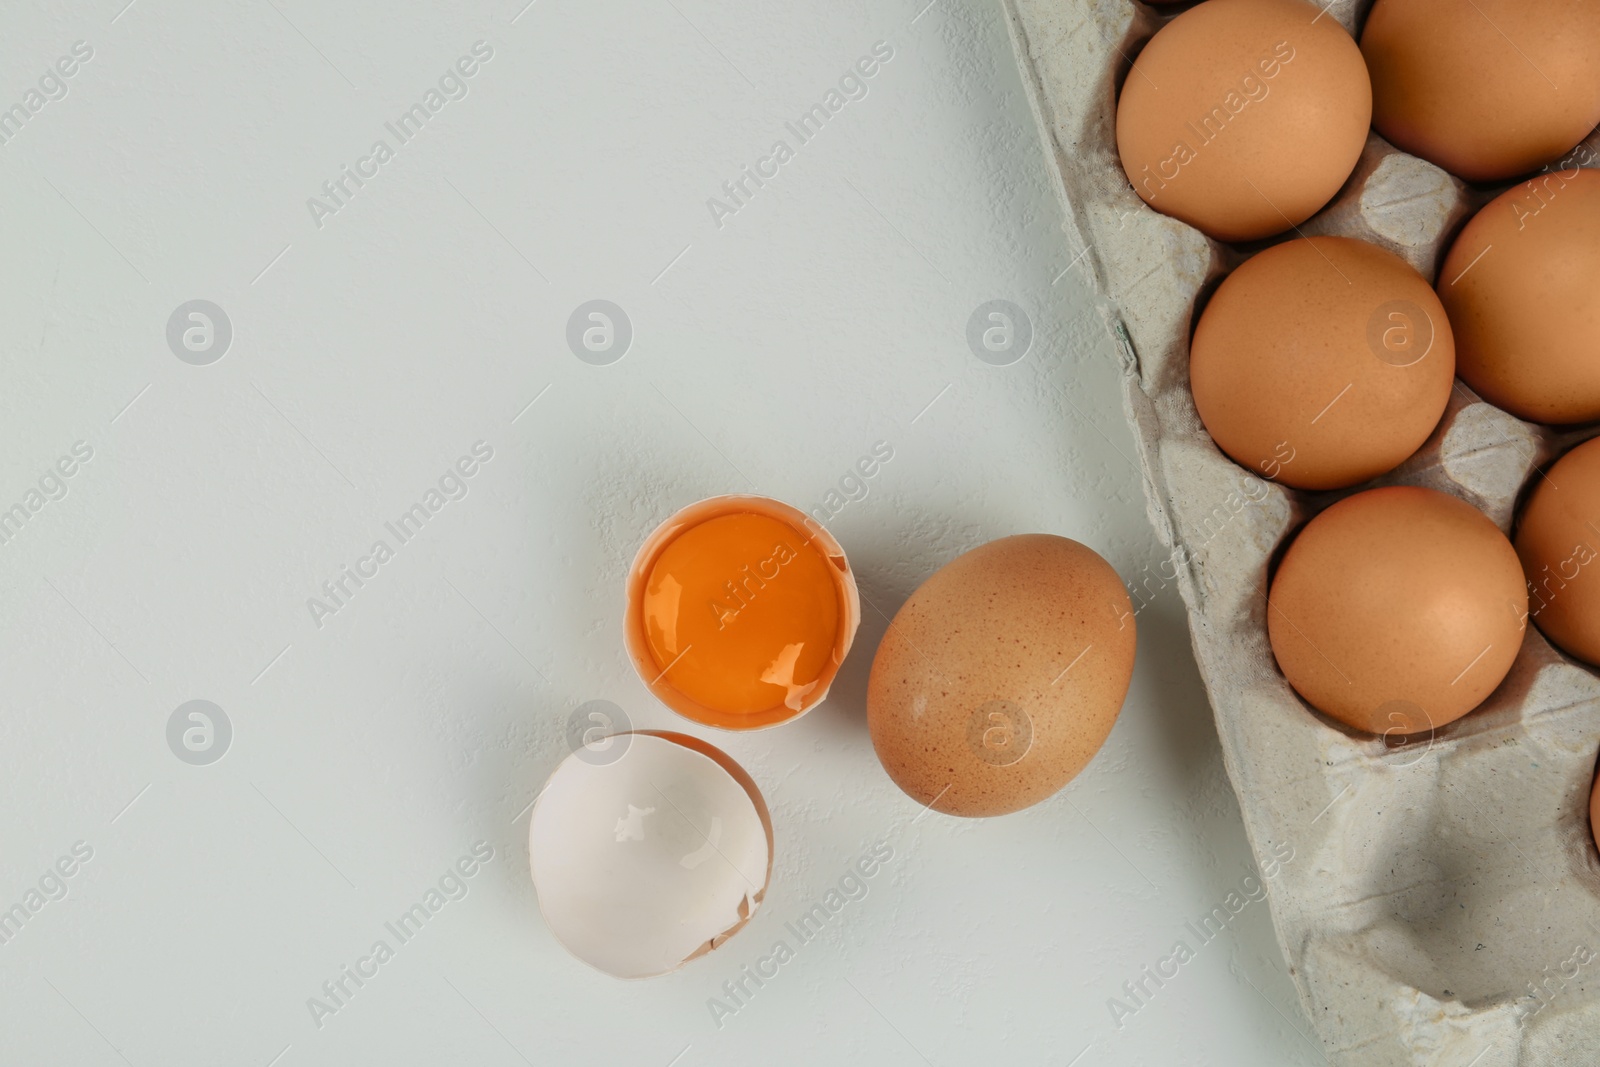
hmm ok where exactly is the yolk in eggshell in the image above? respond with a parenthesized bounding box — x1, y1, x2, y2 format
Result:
(641, 512, 840, 719)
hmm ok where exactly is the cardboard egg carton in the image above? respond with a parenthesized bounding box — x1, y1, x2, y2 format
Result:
(999, 0, 1600, 1060)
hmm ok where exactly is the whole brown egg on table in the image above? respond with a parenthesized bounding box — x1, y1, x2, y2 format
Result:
(867, 535, 1137, 818)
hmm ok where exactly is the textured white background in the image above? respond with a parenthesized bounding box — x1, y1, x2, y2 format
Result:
(0, 1, 1322, 1064)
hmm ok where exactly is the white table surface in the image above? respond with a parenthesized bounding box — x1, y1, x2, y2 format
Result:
(0, 1, 1324, 1064)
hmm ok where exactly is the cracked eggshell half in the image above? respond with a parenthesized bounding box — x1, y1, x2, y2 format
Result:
(624, 495, 860, 730)
(529, 731, 773, 979)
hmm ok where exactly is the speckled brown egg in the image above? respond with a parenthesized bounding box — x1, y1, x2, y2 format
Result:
(1190, 236, 1455, 490)
(1438, 168, 1600, 425)
(866, 534, 1137, 818)
(1361, 0, 1600, 183)
(1115, 0, 1372, 242)
(1516, 436, 1600, 666)
(1268, 486, 1527, 736)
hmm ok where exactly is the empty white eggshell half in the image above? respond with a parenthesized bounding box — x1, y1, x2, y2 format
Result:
(529, 730, 772, 979)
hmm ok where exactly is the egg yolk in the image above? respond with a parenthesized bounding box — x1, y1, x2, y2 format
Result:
(641, 512, 840, 718)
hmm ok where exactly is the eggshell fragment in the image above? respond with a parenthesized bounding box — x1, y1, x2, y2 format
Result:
(625, 495, 860, 730)
(529, 731, 772, 979)
(867, 534, 1137, 818)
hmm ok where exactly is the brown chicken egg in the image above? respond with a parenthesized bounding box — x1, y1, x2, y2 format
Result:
(1190, 236, 1455, 490)
(1438, 168, 1600, 425)
(866, 534, 1136, 818)
(1268, 486, 1527, 736)
(1115, 0, 1372, 242)
(1516, 436, 1600, 666)
(1591, 767, 1600, 857)
(1361, 0, 1600, 183)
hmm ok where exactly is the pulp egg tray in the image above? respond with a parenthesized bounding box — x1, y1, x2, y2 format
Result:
(1001, 0, 1600, 1060)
